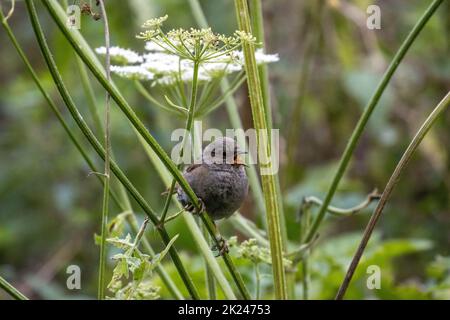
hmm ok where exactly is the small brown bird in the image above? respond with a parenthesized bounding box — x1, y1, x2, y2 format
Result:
(176, 137, 248, 254)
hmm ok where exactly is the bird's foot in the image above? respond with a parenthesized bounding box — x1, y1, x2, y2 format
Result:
(192, 198, 206, 216)
(212, 236, 229, 257)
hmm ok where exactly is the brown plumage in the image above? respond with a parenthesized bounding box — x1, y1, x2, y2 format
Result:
(177, 137, 248, 220)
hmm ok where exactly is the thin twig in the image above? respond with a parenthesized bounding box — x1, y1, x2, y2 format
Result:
(300, 189, 381, 217)
(1, 0, 15, 21)
(335, 91, 450, 300)
(0, 275, 28, 300)
(97, 0, 111, 300)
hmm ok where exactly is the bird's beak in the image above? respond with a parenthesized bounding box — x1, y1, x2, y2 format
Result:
(234, 154, 248, 167)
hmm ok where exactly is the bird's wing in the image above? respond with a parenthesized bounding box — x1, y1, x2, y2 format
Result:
(185, 163, 202, 173)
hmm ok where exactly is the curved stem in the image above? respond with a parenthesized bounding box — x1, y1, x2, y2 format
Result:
(135, 81, 185, 115)
(0, 276, 28, 300)
(25, 0, 200, 299)
(335, 91, 450, 300)
(301, 189, 381, 217)
(305, 0, 444, 243)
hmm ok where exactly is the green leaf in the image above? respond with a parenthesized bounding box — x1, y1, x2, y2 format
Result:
(107, 234, 134, 249)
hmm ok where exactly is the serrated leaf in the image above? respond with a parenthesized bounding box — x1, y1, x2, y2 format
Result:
(106, 233, 134, 249)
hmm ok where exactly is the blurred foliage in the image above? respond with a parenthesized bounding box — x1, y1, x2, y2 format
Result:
(0, 0, 449, 299)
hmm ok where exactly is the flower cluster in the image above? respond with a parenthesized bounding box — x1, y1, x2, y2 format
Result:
(229, 237, 292, 267)
(95, 16, 279, 87)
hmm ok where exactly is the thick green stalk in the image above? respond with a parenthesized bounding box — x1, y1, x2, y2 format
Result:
(305, 0, 444, 243)
(0, 9, 183, 299)
(235, 0, 287, 299)
(43, 0, 249, 299)
(336, 91, 450, 299)
(25, 0, 200, 299)
(97, 0, 110, 300)
(0, 276, 28, 300)
(248, 0, 271, 131)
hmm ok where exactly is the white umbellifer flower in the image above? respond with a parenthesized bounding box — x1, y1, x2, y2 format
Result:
(154, 75, 177, 86)
(95, 46, 144, 64)
(180, 68, 212, 83)
(96, 45, 278, 84)
(110, 65, 154, 80)
(145, 41, 165, 52)
(201, 62, 243, 77)
(233, 48, 279, 65)
(255, 49, 279, 63)
(142, 52, 183, 74)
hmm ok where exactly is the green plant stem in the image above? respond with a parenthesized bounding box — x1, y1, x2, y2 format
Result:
(254, 263, 261, 300)
(97, 0, 110, 300)
(235, 0, 287, 299)
(302, 258, 308, 300)
(203, 224, 217, 300)
(304, 0, 444, 243)
(25, 0, 200, 299)
(135, 81, 185, 115)
(43, 0, 249, 299)
(248, 0, 270, 131)
(336, 91, 450, 300)
(76, 58, 104, 136)
(0, 276, 28, 300)
(301, 189, 381, 217)
(0, 9, 183, 300)
(131, 217, 149, 252)
(160, 61, 200, 225)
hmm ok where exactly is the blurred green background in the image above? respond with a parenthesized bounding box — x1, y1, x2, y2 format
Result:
(0, 0, 449, 299)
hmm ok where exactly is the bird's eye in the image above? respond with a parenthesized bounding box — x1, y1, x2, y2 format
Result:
(211, 150, 216, 157)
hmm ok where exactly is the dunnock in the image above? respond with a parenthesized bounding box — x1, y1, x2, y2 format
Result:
(176, 137, 248, 254)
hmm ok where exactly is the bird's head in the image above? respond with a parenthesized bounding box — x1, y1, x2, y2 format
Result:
(203, 137, 247, 167)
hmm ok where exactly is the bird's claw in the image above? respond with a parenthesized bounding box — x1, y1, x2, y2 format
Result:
(183, 198, 206, 216)
(192, 198, 206, 216)
(212, 236, 229, 257)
